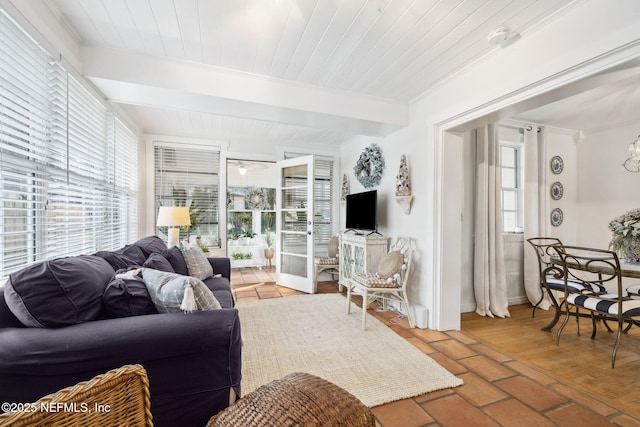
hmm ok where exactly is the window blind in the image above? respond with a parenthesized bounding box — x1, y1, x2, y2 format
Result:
(0, 10, 138, 281)
(283, 153, 335, 247)
(0, 11, 50, 274)
(154, 143, 220, 243)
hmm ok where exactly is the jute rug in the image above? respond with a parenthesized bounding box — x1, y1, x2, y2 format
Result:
(238, 293, 463, 407)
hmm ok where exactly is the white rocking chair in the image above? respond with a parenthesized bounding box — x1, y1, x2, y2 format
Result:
(347, 236, 414, 330)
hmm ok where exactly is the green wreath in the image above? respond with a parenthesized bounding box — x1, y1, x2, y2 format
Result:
(353, 144, 385, 188)
(246, 188, 266, 210)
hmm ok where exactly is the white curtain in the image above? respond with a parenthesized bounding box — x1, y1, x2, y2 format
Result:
(523, 126, 552, 309)
(473, 124, 510, 318)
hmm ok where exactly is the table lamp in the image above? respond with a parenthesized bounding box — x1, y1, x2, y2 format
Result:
(157, 206, 191, 247)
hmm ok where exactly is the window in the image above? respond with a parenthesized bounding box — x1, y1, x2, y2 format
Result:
(499, 127, 524, 232)
(227, 185, 276, 238)
(154, 143, 221, 246)
(284, 154, 336, 249)
(0, 10, 138, 281)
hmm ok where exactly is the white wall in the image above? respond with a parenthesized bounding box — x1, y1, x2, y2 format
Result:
(576, 122, 640, 249)
(354, 0, 640, 330)
(340, 126, 433, 325)
(545, 128, 579, 245)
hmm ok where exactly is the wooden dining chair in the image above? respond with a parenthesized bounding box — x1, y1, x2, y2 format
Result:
(552, 245, 640, 368)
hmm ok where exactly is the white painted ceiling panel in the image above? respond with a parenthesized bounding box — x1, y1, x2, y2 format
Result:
(42, 0, 630, 147)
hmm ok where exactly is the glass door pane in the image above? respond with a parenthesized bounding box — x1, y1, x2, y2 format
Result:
(276, 156, 314, 293)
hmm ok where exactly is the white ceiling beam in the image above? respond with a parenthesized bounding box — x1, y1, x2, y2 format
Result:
(80, 46, 408, 137)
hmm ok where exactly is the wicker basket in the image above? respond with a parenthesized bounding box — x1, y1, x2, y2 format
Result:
(207, 372, 374, 427)
(0, 364, 153, 427)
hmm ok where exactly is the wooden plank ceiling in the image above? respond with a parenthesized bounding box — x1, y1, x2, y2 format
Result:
(49, 0, 581, 146)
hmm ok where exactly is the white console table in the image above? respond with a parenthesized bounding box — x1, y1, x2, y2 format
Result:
(339, 232, 388, 291)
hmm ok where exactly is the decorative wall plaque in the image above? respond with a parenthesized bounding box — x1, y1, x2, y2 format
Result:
(550, 156, 564, 174)
(551, 208, 563, 227)
(550, 182, 563, 200)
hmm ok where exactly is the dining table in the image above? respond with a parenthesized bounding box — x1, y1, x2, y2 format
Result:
(541, 253, 640, 331)
(550, 254, 640, 279)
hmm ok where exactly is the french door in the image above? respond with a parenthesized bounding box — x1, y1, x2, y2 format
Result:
(275, 156, 315, 293)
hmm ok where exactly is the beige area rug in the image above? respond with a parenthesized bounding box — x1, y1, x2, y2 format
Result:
(238, 293, 463, 407)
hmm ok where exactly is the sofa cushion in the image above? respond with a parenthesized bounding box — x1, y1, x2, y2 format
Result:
(179, 242, 214, 280)
(140, 268, 221, 313)
(203, 276, 234, 308)
(134, 235, 168, 258)
(4, 255, 114, 327)
(142, 253, 175, 273)
(163, 246, 189, 275)
(103, 274, 158, 318)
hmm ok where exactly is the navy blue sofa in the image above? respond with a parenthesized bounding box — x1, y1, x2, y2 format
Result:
(0, 236, 242, 427)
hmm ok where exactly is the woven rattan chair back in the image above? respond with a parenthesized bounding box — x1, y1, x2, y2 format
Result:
(0, 364, 153, 427)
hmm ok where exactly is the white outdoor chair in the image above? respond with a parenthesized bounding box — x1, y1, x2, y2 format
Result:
(347, 236, 414, 330)
(314, 236, 340, 292)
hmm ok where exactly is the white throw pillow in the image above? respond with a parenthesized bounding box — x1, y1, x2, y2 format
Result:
(140, 268, 221, 313)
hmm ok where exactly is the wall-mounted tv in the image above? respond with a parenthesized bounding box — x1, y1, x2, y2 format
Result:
(346, 190, 377, 233)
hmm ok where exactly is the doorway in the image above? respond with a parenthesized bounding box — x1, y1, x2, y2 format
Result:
(226, 159, 277, 269)
(437, 54, 640, 331)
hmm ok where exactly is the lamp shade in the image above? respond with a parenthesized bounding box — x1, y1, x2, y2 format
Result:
(157, 207, 191, 227)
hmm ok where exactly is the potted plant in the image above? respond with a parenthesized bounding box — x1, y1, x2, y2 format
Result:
(229, 228, 240, 246)
(609, 208, 640, 262)
(242, 230, 257, 245)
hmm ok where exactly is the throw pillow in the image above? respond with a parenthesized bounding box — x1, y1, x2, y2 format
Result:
(118, 244, 147, 266)
(4, 255, 114, 327)
(142, 253, 175, 273)
(103, 274, 158, 318)
(179, 241, 213, 280)
(140, 268, 221, 313)
(376, 251, 404, 279)
(133, 235, 168, 258)
(163, 246, 189, 275)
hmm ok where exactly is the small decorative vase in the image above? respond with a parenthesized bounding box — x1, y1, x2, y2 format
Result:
(264, 248, 274, 267)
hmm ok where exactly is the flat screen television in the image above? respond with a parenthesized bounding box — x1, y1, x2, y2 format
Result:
(345, 190, 377, 232)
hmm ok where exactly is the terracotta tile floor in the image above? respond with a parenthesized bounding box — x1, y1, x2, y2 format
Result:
(231, 269, 640, 427)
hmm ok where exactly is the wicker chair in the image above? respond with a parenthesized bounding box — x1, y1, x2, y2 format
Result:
(0, 364, 153, 427)
(347, 236, 414, 330)
(314, 235, 340, 292)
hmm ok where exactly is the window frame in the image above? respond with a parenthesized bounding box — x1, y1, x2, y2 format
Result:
(498, 132, 525, 233)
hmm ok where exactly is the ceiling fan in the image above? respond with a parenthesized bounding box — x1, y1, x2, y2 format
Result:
(227, 160, 270, 175)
